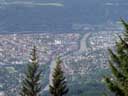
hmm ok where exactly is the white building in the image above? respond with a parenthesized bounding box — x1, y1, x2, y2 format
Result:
(54, 40, 62, 45)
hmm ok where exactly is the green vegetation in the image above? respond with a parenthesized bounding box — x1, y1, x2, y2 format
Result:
(20, 46, 42, 96)
(1, 19, 128, 96)
(49, 57, 69, 96)
(5, 67, 17, 73)
(104, 19, 128, 96)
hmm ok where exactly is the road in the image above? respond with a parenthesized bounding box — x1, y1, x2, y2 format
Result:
(43, 56, 56, 91)
(79, 32, 91, 52)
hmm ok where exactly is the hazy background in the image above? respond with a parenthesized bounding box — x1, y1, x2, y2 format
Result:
(0, 0, 127, 32)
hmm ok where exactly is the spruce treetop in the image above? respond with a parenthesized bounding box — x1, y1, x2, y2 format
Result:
(49, 56, 69, 96)
(20, 46, 42, 96)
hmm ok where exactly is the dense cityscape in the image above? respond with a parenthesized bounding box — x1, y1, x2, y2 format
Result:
(0, 0, 128, 96)
(0, 24, 123, 96)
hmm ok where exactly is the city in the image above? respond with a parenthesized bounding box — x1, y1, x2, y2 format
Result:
(0, 25, 122, 95)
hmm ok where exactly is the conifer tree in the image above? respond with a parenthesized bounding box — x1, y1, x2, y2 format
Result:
(49, 57, 69, 96)
(104, 19, 128, 96)
(121, 19, 128, 41)
(20, 46, 42, 96)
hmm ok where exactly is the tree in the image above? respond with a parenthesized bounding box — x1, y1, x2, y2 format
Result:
(49, 57, 69, 96)
(121, 19, 128, 41)
(20, 46, 42, 96)
(104, 19, 128, 96)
